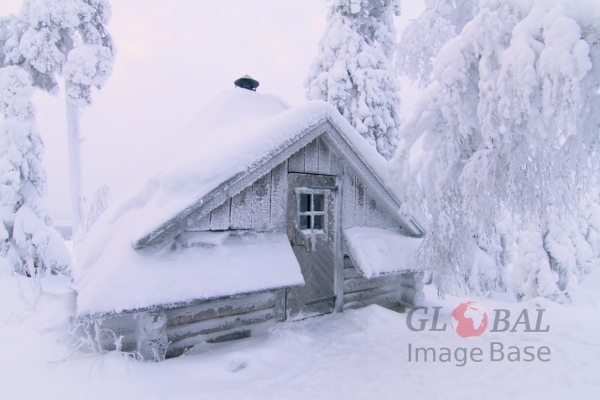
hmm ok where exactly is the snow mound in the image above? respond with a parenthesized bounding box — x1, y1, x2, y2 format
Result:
(344, 227, 423, 278)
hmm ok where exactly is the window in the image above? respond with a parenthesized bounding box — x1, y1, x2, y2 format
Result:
(298, 193, 325, 231)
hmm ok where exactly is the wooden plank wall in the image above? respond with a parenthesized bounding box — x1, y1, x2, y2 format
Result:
(287, 135, 396, 230)
(341, 167, 397, 230)
(185, 160, 288, 232)
(288, 136, 344, 176)
(183, 133, 399, 233)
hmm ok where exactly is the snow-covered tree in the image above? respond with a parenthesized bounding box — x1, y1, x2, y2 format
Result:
(306, 0, 402, 159)
(392, 0, 600, 299)
(2, 0, 116, 242)
(396, 0, 478, 88)
(0, 66, 71, 278)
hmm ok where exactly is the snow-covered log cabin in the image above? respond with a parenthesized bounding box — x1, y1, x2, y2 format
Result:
(74, 76, 425, 361)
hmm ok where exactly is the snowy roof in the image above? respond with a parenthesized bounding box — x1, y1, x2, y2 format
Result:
(75, 87, 423, 317)
(76, 231, 303, 317)
(344, 227, 423, 279)
(129, 88, 420, 248)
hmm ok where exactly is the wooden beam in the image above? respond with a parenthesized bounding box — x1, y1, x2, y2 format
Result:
(343, 266, 363, 280)
(343, 285, 399, 304)
(165, 292, 276, 327)
(166, 308, 275, 343)
(344, 275, 401, 294)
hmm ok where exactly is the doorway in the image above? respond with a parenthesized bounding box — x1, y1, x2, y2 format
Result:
(286, 173, 338, 320)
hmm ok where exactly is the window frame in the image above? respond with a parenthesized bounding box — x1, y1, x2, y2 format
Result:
(294, 187, 329, 235)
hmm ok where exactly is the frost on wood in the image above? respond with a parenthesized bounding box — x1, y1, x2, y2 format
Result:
(396, 0, 478, 88)
(392, 0, 600, 299)
(305, 0, 402, 160)
(137, 313, 168, 362)
(0, 66, 71, 277)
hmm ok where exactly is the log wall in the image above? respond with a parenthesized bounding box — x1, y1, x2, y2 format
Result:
(341, 255, 424, 311)
(92, 290, 286, 359)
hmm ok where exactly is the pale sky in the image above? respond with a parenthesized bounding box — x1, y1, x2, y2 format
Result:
(0, 0, 425, 223)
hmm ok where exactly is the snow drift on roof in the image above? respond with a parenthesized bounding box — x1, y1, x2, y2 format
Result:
(76, 231, 303, 317)
(74, 87, 412, 316)
(344, 227, 423, 278)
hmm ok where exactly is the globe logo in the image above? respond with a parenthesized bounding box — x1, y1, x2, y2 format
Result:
(451, 301, 488, 338)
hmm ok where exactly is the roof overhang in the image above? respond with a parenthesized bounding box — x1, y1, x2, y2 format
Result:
(76, 231, 304, 319)
(133, 118, 424, 249)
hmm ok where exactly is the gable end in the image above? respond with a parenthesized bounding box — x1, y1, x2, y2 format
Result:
(133, 118, 424, 249)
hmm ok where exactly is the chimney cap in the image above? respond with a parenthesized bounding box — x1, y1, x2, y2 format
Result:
(234, 75, 259, 91)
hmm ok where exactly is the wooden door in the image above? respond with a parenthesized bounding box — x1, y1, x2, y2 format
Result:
(286, 173, 338, 320)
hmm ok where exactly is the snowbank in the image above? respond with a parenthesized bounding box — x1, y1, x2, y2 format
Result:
(2, 270, 600, 399)
(344, 227, 423, 278)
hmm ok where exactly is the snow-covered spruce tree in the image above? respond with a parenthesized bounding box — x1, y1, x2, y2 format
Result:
(392, 0, 600, 299)
(306, 0, 402, 160)
(4, 0, 116, 242)
(396, 0, 478, 88)
(0, 66, 71, 278)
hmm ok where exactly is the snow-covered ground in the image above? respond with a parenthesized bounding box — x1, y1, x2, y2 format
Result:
(1, 259, 599, 399)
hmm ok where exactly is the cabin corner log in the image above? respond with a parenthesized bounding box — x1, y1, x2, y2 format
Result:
(274, 290, 286, 322)
(398, 272, 425, 307)
(400, 288, 425, 307)
(137, 312, 168, 362)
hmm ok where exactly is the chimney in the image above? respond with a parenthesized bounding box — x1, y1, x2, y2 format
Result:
(234, 75, 259, 91)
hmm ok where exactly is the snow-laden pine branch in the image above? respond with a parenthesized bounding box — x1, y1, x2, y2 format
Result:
(396, 0, 478, 89)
